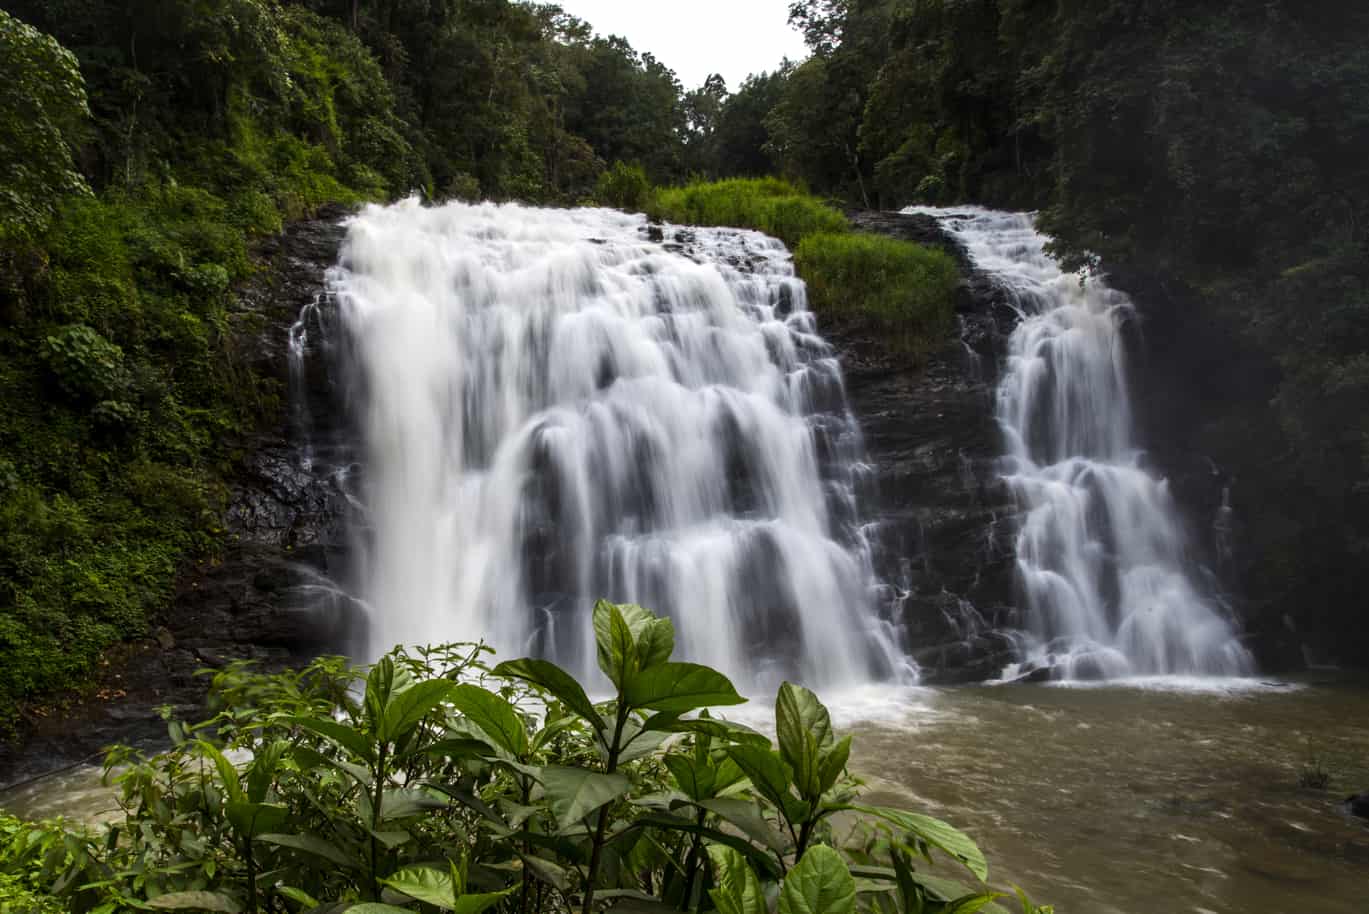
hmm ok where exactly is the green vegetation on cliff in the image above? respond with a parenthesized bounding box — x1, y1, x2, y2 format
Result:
(650, 177, 847, 248)
(794, 233, 959, 355)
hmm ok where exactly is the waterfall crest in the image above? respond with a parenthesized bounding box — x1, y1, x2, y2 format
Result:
(328, 199, 902, 691)
(907, 206, 1252, 679)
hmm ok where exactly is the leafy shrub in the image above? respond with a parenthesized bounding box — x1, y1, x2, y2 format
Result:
(39, 324, 130, 404)
(445, 172, 483, 203)
(595, 161, 651, 211)
(0, 10, 91, 244)
(650, 177, 848, 248)
(16, 602, 1052, 914)
(795, 233, 961, 357)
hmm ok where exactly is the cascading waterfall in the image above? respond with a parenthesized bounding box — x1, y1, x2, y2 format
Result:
(906, 206, 1252, 679)
(327, 199, 903, 692)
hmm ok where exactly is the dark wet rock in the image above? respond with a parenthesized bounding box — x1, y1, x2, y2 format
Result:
(1347, 793, 1369, 820)
(645, 225, 664, 242)
(826, 211, 1021, 684)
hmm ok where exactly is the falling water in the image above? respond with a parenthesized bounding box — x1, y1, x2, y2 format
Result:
(326, 199, 902, 691)
(906, 206, 1252, 679)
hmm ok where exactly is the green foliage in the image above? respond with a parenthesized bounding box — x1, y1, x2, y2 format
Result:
(0, 603, 1051, 914)
(794, 233, 960, 356)
(594, 162, 651, 212)
(651, 178, 849, 248)
(0, 9, 91, 244)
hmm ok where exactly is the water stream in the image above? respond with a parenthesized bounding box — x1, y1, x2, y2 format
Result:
(906, 207, 1252, 680)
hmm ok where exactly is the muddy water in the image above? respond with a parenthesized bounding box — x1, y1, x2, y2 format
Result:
(4, 677, 1367, 912)
(845, 676, 1369, 914)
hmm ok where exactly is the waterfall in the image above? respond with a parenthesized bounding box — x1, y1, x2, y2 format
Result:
(906, 206, 1252, 679)
(326, 199, 902, 692)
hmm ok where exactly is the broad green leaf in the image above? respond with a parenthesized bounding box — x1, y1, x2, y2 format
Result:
(695, 797, 791, 854)
(364, 657, 412, 731)
(845, 805, 989, 882)
(287, 716, 376, 763)
(944, 893, 1008, 914)
(627, 813, 782, 878)
(379, 680, 453, 743)
(448, 684, 528, 757)
(635, 617, 675, 670)
(624, 662, 745, 713)
(416, 738, 495, 761)
(540, 766, 630, 830)
(380, 787, 450, 821)
(643, 714, 769, 747)
(776, 682, 832, 798)
(617, 725, 670, 764)
(451, 889, 516, 914)
(257, 833, 360, 870)
(664, 755, 714, 801)
(345, 905, 413, 914)
(291, 745, 373, 787)
(706, 845, 767, 914)
(726, 744, 795, 812)
(777, 846, 855, 914)
(247, 740, 289, 803)
(817, 735, 852, 794)
(197, 742, 243, 805)
(516, 853, 569, 891)
(911, 875, 1012, 913)
(594, 600, 640, 689)
(275, 886, 320, 910)
(147, 891, 242, 913)
(493, 658, 606, 731)
(530, 709, 581, 753)
(225, 801, 289, 840)
(381, 866, 457, 908)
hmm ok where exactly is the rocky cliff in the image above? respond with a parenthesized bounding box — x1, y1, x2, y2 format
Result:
(826, 211, 1023, 683)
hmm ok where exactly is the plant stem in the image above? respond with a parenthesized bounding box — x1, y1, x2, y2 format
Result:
(369, 741, 388, 900)
(679, 807, 708, 910)
(580, 704, 628, 914)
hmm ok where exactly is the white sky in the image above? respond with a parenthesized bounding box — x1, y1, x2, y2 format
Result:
(555, 0, 808, 91)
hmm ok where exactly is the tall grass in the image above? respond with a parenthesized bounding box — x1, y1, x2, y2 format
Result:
(794, 232, 960, 356)
(649, 177, 848, 248)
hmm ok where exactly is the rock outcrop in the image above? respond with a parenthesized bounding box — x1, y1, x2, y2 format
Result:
(827, 211, 1023, 683)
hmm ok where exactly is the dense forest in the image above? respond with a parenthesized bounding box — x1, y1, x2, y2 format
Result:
(1, 0, 1367, 724)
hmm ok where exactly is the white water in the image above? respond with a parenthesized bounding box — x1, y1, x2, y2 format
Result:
(328, 199, 903, 691)
(905, 206, 1252, 679)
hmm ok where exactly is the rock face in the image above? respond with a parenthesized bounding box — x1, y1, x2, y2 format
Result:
(829, 212, 1023, 683)
(0, 207, 355, 787)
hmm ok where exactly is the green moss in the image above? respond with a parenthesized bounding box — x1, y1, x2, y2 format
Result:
(649, 177, 849, 248)
(793, 232, 960, 357)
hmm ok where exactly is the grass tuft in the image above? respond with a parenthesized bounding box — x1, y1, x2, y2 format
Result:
(649, 177, 848, 248)
(793, 232, 960, 357)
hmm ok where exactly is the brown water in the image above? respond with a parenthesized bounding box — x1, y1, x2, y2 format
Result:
(846, 675, 1369, 914)
(4, 676, 1367, 913)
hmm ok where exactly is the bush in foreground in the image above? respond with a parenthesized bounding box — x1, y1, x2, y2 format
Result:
(649, 178, 848, 248)
(2, 601, 1051, 914)
(794, 233, 960, 357)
